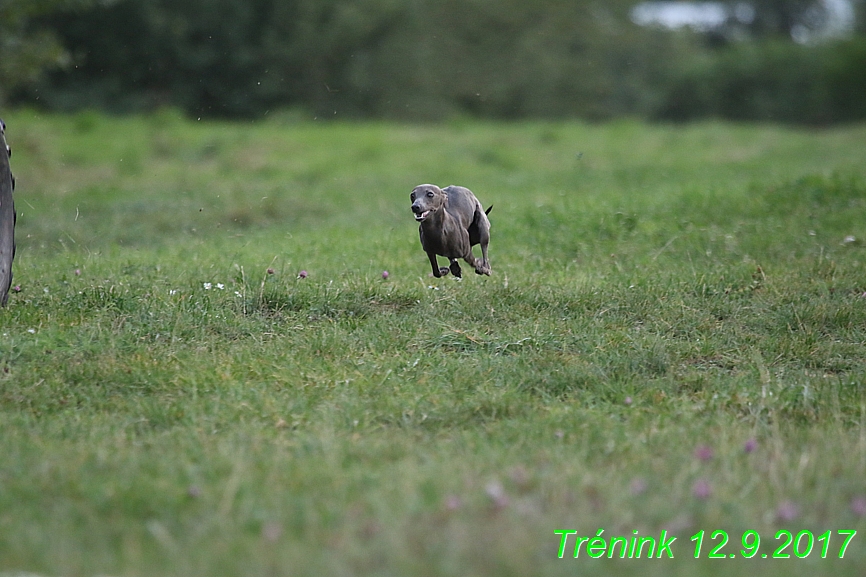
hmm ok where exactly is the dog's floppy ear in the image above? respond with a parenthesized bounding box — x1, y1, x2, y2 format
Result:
(443, 190, 450, 206)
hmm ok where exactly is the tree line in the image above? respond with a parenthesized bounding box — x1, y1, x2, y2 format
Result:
(2, 0, 865, 123)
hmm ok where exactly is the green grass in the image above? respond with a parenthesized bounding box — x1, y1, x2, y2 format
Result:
(2, 109, 866, 576)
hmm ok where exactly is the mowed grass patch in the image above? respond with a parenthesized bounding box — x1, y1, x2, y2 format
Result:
(1, 111, 866, 576)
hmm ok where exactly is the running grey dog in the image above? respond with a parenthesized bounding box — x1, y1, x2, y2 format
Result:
(410, 184, 491, 278)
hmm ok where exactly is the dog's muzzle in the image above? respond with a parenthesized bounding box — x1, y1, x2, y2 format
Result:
(412, 204, 431, 222)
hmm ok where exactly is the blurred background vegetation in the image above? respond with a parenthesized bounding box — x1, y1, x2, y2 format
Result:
(1, 0, 865, 124)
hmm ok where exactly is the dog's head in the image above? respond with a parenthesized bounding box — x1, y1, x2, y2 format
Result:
(410, 184, 446, 222)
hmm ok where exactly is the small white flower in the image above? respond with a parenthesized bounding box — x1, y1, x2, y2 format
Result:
(169, 289, 178, 295)
(27, 329, 36, 334)
(234, 291, 242, 298)
(203, 282, 212, 290)
(216, 283, 225, 290)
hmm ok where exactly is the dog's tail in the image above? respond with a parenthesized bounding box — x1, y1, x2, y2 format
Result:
(485, 205, 493, 215)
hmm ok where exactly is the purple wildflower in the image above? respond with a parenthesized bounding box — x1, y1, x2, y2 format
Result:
(630, 478, 648, 496)
(692, 479, 712, 499)
(444, 495, 462, 511)
(694, 444, 714, 462)
(851, 496, 866, 517)
(261, 521, 283, 543)
(776, 500, 799, 522)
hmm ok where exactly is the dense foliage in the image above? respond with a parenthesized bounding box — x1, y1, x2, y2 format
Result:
(3, 0, 866, 123)
(658, 37, 866, 124)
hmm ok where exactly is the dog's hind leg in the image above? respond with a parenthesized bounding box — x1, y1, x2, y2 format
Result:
(472, 230, 491, 276)
(475, 240, 490, 275)
(469, 205, 491, 276)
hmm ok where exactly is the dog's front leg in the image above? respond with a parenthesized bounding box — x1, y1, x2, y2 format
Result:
(428, 251, 450, 278)
(449, 259, 462, 278)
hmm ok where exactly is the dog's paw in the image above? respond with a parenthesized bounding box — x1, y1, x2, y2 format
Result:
(474, 264, 491, 276)
(438, 267, 451, 277)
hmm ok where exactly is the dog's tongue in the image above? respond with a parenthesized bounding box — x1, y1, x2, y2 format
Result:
(415, 210, 430, 221)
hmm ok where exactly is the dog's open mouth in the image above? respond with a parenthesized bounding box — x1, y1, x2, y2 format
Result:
(414, 210, 431, 221)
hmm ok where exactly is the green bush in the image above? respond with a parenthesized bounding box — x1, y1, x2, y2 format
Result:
(656, 38, 866, 124)
(15, 0, 674, 121)
(10, 0, 866, 124)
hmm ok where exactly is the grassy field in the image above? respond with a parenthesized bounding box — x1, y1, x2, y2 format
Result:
(1, 109, 866, 577)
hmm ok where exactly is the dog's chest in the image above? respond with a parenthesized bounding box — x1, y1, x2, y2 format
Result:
(419, 219, 463, 257)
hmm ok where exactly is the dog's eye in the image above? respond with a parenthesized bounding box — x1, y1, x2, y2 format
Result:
(426, 191, 434, 197)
